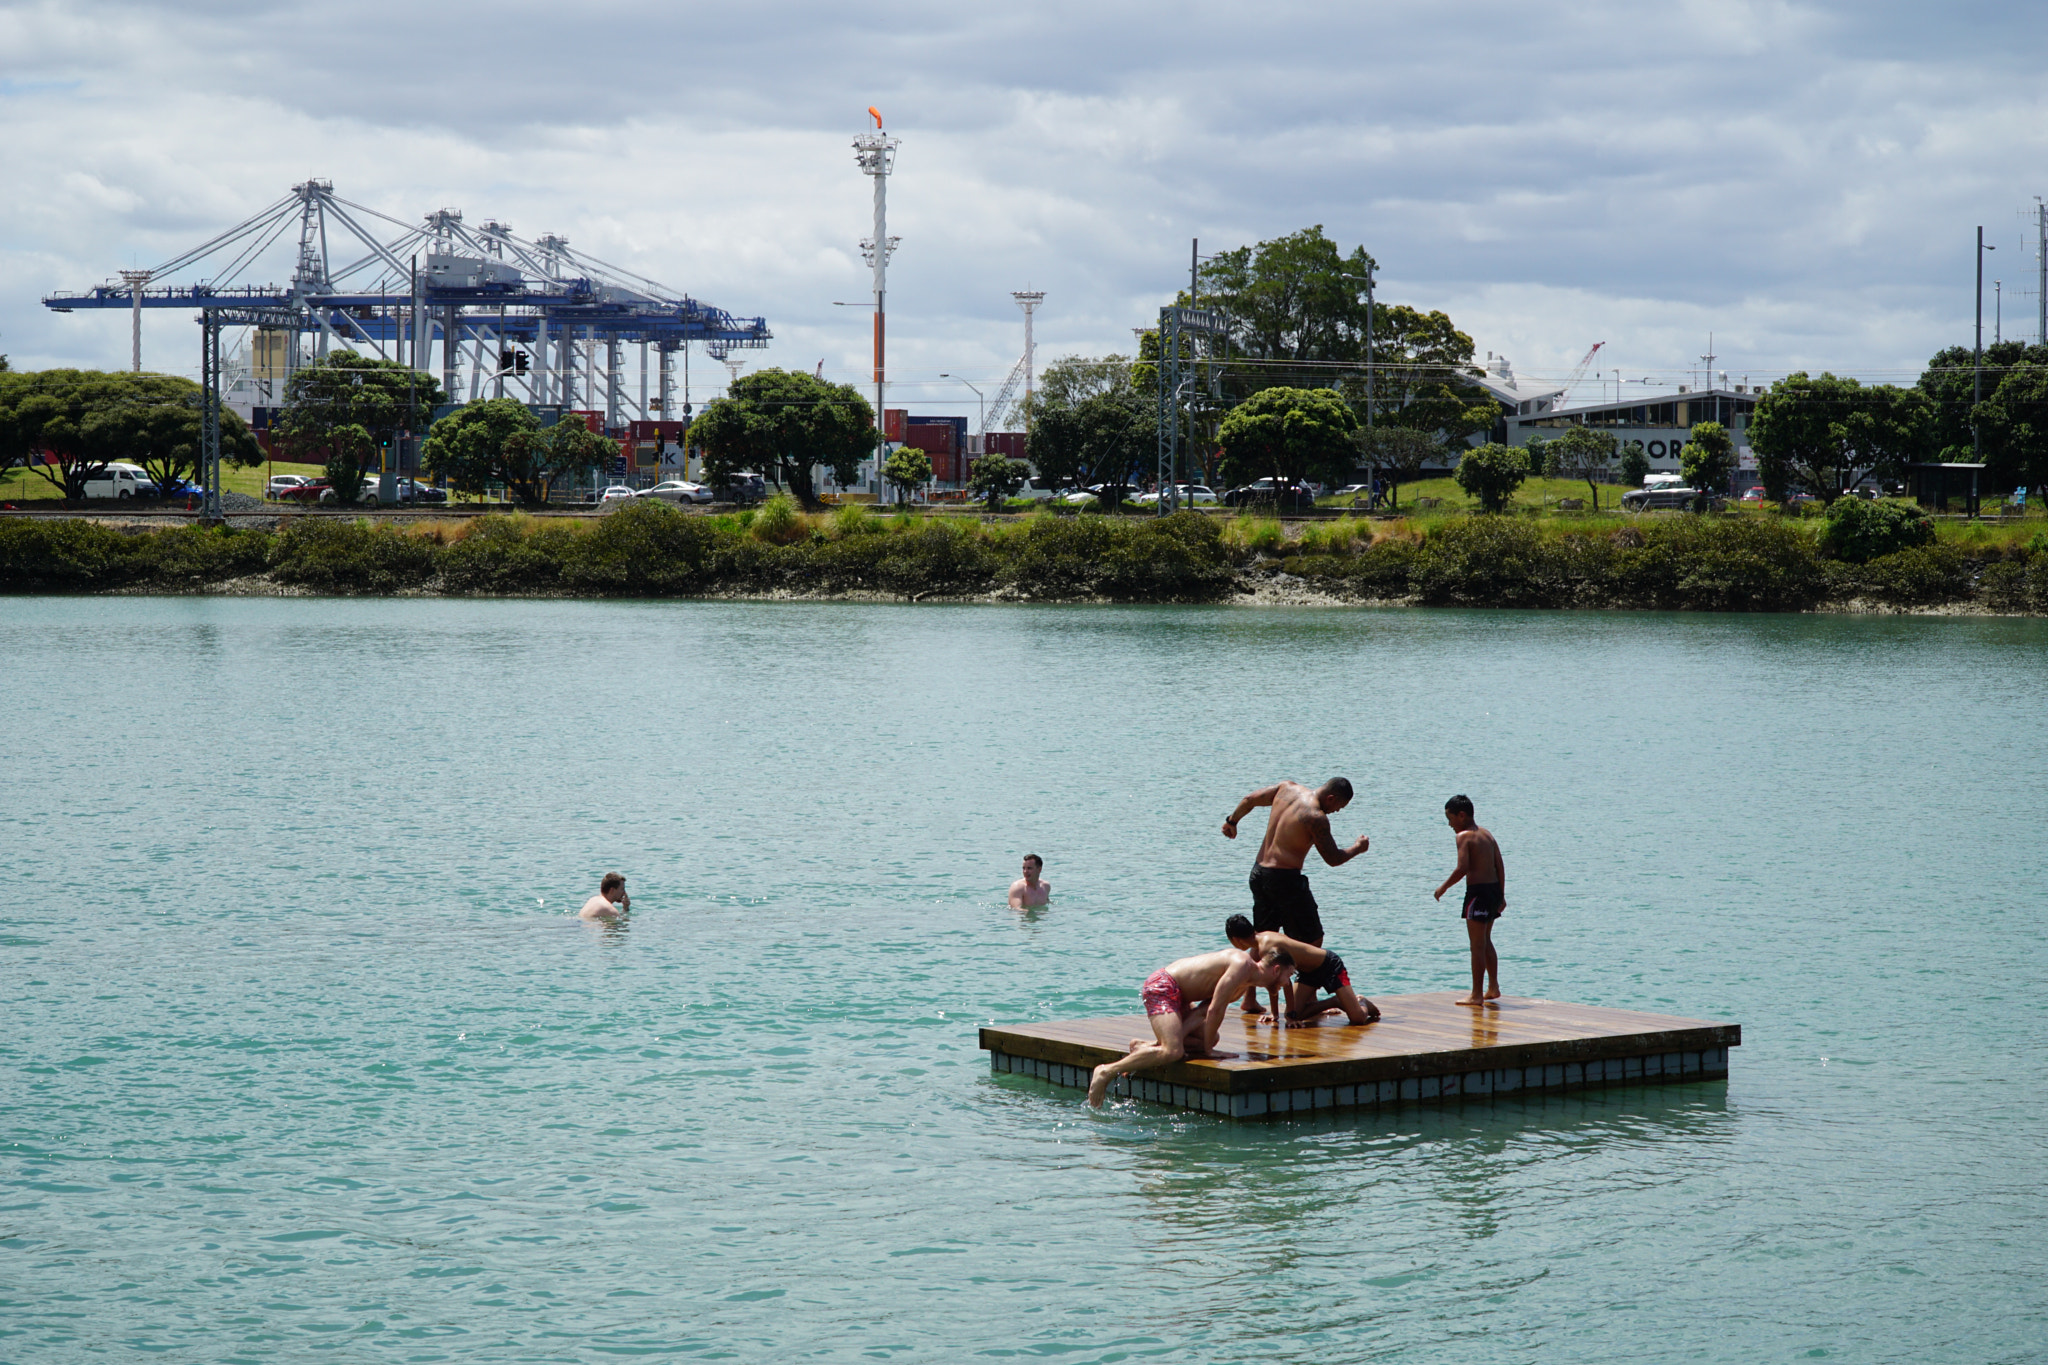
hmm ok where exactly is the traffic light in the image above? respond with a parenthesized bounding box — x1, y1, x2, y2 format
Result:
(499, 348, 516, 373)
(514, 350, 530, 375)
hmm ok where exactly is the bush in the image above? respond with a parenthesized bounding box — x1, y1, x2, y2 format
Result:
(127, 524, 270, 585)
(267, 516, 436, 592)
(561, 498, 720, 593)
(1842, 544, 1973, 606)
(1453, 444, 1532, 513)
(0, 519, 137, 589)
(436, 514, 575, 593)
(829, 501, 883, 538)
(750, 493, 805, 545)
(1818, 498, 1934, 563)
(1223, 514, 1284, 557)
(1413, 517, 1558, 606)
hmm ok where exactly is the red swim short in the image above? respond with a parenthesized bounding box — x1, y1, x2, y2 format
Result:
(1140, 969, 1186, 1017)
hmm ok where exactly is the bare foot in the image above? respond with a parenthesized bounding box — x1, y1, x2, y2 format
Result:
(1087, 1065, 1112, 1108)
(1454, 995, 1483, 1006)
(1484, 987, 1501, 1000)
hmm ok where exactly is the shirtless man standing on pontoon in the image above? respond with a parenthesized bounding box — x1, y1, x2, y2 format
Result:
(1085, 946, 1295, 1108)
(1221, 776, 1370, 1014)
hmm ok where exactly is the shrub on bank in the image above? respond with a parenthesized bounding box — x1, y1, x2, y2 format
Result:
(267, 516, 437, 592)
(1818, 498, 1935, 563)
(0, 518, 137, 589)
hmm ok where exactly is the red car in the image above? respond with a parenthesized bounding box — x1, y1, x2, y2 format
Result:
(278, 481, 333, 504)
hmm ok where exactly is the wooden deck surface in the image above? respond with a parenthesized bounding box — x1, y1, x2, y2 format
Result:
(981, 992, 1739, 1096)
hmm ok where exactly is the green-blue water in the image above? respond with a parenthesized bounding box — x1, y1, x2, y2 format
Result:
(3, 599, 2044, 1363)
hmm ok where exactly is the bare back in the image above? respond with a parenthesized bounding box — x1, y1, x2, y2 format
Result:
(1255, 781, 1330, 870)
(1164, 948, 1259, 1006)
(1460, 825, 1504, 884)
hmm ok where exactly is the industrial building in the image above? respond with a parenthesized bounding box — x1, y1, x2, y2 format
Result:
(1504, 384, 1767, 487)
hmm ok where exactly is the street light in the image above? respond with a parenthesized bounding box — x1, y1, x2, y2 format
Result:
(1338, 266, 1377, 425)
(938, 373, 984, 434)
(1975, 226, 1996, 461)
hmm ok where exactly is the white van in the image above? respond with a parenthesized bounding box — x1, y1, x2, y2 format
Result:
(82, 464, 156, 499)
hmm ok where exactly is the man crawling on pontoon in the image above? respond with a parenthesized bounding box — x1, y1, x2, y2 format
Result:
(1086, 945, 1295, 1108)
(1224, 914, 1380, 1025)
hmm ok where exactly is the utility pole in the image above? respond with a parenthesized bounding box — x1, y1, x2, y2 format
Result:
(854, 107, 900, 500)
(1975, 226, 1995, 462)
(2037, 198, 2046, 346)
(119, 270, 151, 372)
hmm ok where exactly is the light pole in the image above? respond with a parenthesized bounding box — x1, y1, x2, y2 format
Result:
(1976, 226, 1996, 462)
(1339, 266, 1377, 425)
(853, 109, 900, 501)
(938, 373, 984, 434)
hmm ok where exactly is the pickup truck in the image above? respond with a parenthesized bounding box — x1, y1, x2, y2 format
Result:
(81, 465, 157, 499)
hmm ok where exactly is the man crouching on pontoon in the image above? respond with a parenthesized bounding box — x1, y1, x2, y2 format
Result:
(1086, 946, 1295, 1108)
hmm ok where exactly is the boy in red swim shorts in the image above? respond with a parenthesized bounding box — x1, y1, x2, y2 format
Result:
(1086, 946, 1295, 1108)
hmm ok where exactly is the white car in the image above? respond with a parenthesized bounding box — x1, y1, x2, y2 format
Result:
(267, 474, 313, 499)
(81, 464, 156, 499)
(1012, 477, 1056, 502)
(639, 479, 713, 504)
(1058, 486, 1101, 505)
(598, 485, 639, 505)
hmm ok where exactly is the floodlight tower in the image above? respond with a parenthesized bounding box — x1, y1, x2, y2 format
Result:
(1013, 290, 1044, 433)
(854, 107, 900, 494)
(119, 270, 151, 372)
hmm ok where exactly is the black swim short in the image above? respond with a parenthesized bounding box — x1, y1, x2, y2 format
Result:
(1249, 865, 1323, 944)
(1295, 950, 1350, 996)
(1462, 882, 1505, 922)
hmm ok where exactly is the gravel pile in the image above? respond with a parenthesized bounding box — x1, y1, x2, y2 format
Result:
(220, 491, 265, 512)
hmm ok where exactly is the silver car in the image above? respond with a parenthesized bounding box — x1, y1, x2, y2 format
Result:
(640, 479, 713, 504)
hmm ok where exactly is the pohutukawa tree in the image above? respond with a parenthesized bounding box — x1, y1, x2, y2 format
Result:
(0, 369, 257, 499)
(273, 353, 447, 505)
(1749, 372, 1928, 505)
(689, 369, 876, 510)
(1216, 386, 1357, 493)
(422, 400, 616, 507)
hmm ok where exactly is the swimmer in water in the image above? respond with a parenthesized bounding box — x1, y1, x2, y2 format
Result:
(579, 872, 629, 920)
(1008, 854, 1050, 909)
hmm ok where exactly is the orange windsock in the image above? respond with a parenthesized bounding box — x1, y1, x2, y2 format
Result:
(868, 106, 883, 128)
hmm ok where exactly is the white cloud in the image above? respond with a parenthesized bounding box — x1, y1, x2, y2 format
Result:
(3, 0, 2045, 423)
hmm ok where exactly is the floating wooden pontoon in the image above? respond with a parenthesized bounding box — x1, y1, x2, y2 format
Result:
(981, 992, 1739, 1118)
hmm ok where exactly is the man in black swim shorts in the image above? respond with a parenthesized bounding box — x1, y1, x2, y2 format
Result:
(1222, 776, 1371, 1013)
(1226, 915, 1380, 1025)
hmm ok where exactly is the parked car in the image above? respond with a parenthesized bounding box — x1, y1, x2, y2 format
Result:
(1622, 486, 1726, 512)
(1223, 479, 1316, 510)
(1738, 487, 1765, 504)
(267, 474, 313, 499)
(1012, 477, 1056, 502)
(640, 479, 714, 504)
(278, 481, 332, 504)
(597, 485, 638, 505)
(81, 464, 156, 499)
(711, 472, 767, 504)
(1058, 485, 1101, 505)
(156, 477, 205, 503)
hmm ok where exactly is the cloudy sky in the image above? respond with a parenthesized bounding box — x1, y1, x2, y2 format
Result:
(3, 0, 2045, 421)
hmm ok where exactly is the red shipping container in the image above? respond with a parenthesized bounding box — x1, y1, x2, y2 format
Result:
(884, 408, 907, 442)
(903, 419, 960, 482)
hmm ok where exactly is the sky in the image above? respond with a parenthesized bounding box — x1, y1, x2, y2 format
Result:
(3, 0, 2046, 423)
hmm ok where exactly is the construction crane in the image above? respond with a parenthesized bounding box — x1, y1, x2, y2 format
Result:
(1561, 341, 1606, 401)
(981, 352, 1028, 433)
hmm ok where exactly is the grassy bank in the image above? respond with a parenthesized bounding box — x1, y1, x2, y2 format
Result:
(2, 500, 2045, 612)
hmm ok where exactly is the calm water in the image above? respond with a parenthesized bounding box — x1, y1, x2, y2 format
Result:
(3, 598, 2045, 1364)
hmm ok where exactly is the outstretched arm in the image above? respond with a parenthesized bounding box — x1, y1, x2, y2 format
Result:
(1434, 832, 1472, 901)
(1313, 813, 1370, 867)
(1222, 784, 1282, 838)
(1206, 961, 1259, 1051)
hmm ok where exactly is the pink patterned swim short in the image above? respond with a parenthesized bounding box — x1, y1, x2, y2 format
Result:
(1140, 969, 1186, 1017)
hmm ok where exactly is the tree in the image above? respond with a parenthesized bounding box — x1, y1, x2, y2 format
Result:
(1216, 386, 1358, 492)
(1680, 420, 1736, 511)
(687, 369, 876, 509)
(1972, 363, 2048, 495)
(1453, 443, 1530, 513)
(323, 424, 378, 504)
(520, 419, 621, 502)
(1749, 372, 1929, 505)
(1546, 425, 1620, 510)
(1018, 354, 1139, 429)
(968, 452, 1028, 510)
(422, 398, 566, 507)
(1026, 391, 1153, 503)
(1350, 424, 1441, 510)
(1619, 441, 1650, 487)
(1917, 340, 2048, 460)
(273, 353, 447, 505)
(1196, 226, 1378, 367)
(883, 447, 931, 501)
(0, 369, 256, 499)
(1817, 497, 1934, 563)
